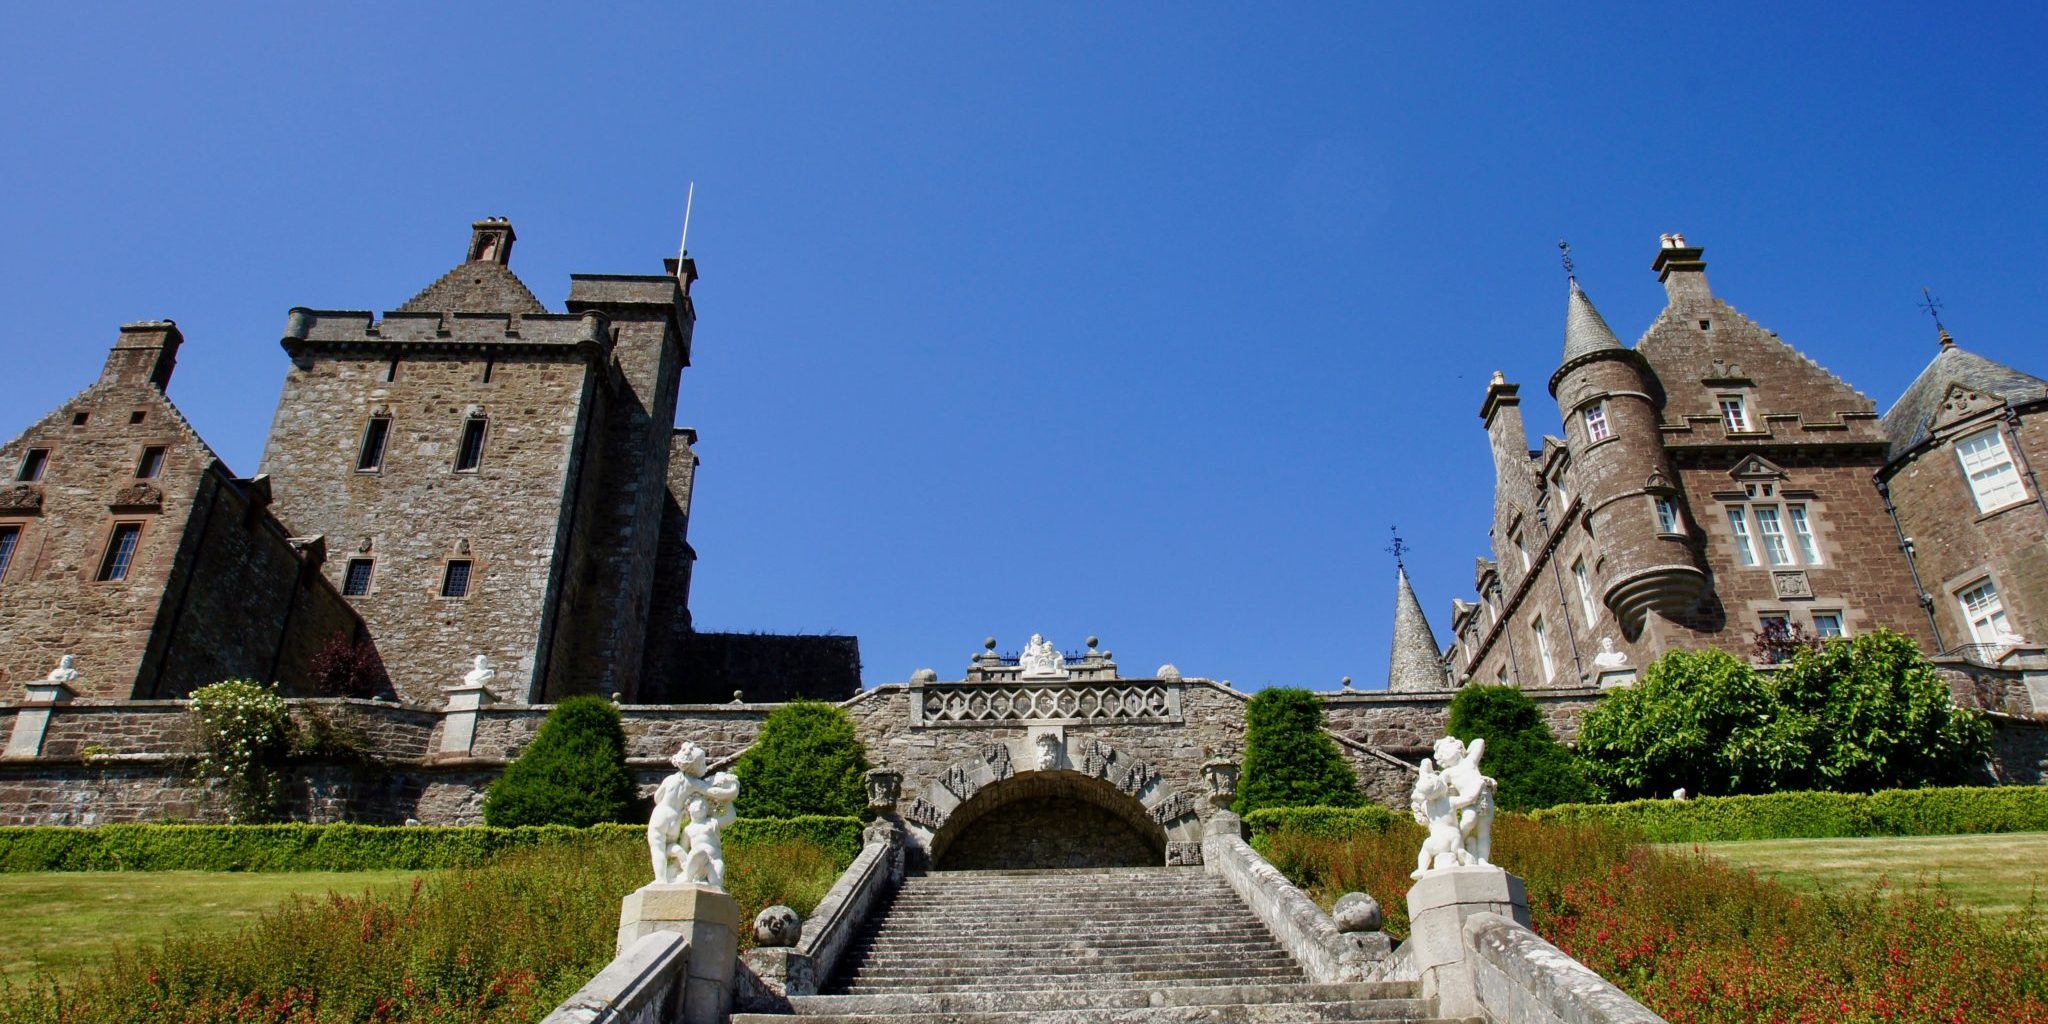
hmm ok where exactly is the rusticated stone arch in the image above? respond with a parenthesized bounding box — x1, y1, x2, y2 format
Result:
(931, 770, 1165, 869)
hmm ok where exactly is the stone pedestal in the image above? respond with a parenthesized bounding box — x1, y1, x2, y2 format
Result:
(437, 681, 496, 756)
(3, 680, 76, 760)
(1405, 866, 1530, 1019)
(617, 883, 740, 1024)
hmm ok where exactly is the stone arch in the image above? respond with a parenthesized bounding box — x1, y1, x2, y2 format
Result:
(931, 769, 1164, 870)
(899, 736, 1206, 870)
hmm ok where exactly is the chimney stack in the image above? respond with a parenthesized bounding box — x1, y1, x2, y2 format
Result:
(100, 321, 183, 391)
(467, 217, 516, 265)
(1651, 233, 1712, 309)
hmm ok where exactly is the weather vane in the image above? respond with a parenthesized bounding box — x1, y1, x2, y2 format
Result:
(1558, 239, 1575, 281)
(1918, 287, 1946, 331)
(1386, 526, 1406, 571)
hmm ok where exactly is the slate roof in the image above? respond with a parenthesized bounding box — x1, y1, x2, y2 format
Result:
(1881, 337, 2048, 460)
(396, 259, 548, 315)
(1387, 567, 1448, 692)
(1550, 280, 1630, 395)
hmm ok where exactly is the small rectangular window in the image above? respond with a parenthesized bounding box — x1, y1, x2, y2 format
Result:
(454, 418, 487, 472)
(1727, 508, 1757, 566)
(1655, 497, 1680, 534)
(357, 417, 391, 471)
(1583, 404, 1611, 442)
(129, 411, 146, 425)
(1753, 506, 1792, 565)
(342, 558, 374, 596)
(136, 446, 166, 479)
(16, 449, 49, 482)
(441, 559, 473, 598)
(1787, 504, 1820, 565)
(1812, 611, 1845, 639)
(0, 525, 19, 583)
(1572, 557, 1596, 621)
(97, 523, 142, 581)
(1719, 396, 1749, 432)
(1956, 427, 2027, 512)
(71, 412, 89, 426)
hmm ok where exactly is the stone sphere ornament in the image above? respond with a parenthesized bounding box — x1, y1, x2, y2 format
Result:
(753, 905, 802, 947)
(1333, 892, 1383, 933)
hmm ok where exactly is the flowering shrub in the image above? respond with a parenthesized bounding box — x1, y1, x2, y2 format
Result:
(188, 680, 295, 823)
(1266, 815, 2048, 1023)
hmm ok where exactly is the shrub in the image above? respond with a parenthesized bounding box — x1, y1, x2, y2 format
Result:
(1768, 629, 1990, 792)
(1235, 688, 1362, 814)
(1445, 685, 1597, 810)
(732, 701, 869, 819)
(303, 631, 389, 698)
(482, 697, 638, 827)
(1531, 785, 2048, 843)
(188, 680, 295, 823)
(1243, 804, 1397, 849)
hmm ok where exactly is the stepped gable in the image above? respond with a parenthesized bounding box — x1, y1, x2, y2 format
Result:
(1881, 334, 2048, 460)
(394, 217, 548, 315)
(1387, 567, 1447, 692)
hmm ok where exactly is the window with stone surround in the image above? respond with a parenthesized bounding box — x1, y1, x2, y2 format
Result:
(0, 524, 18, 584)
(342, 558, 375, 597)
(1812, 610, 1845, 639)
(1718, 395, 1750, 432)
(1654, 496, 1681, 535)
(136, 446, 166, 479)
(454, 417, 487, 473)
(1572, 556, 1596, 622)
(1532, 615, 1554, 683)
(97, 522, 142, 582)
(1958, 578, 2014, 645)
(16, 448, 49, 482)
(440, 559, 473, 598)
(356, 417, 391, 472)
(1513, 530, 1530, 571)
(1726, 489, 1822, 569)
(1955, 427, 2027, 513)
(1583, 403, 1611, 442)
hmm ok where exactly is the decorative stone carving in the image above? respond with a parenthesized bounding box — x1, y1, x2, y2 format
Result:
(915, 681, 1176, 726)
(1147, 791, 1196, 825)
(904, 797, 948, 832)
(1034, 732, 1063, 770)
(940, 764, 973, 801)
(463, 655, 496, 690)
(753, 905, 801, 947)
(1592, 638, 1629, 670)
(1201, 757, 1240, 809)
(647, 741, 740, 889)
(46, 655, 81, 687)
(1018, 633, 1069, 679)
(0, 486, 42, 513)
(1772, 570, 1813, 600)
(911, 668, 938, 683)
(981, 742, 1013, 782)
(1165, 840, 1204, 866)
(109, 482, 163, 510)
(1156, 664, 1181, 681)
(1333, 892, 1383, 933)
(864, 769, 902, 815)
(1410, 736, 1497, 879)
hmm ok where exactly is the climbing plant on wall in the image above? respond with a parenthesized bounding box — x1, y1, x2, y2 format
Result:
(732, 701, 869, 818)
(188, 679, 296, 823)
(1234, 687, 1362, 814)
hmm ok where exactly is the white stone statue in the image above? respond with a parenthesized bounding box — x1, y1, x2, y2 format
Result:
(647, 741, 740, 888)
(1035, 732, 1063, 770)
(1018, 634, 1068, 679)
(1409, 736, 1498, 879)
(1592, 638, 1629, 670)
(462, 655, 496, 690)
(1672, 788, 1688, 802)
(47, 655, 80, 686)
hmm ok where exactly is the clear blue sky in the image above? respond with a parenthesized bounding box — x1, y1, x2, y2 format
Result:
(3, 4, 2042, 689)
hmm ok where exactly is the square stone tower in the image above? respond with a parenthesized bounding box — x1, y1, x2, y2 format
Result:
(257, 220, 700, 703)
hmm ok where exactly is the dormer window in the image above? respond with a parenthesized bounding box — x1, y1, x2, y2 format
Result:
(1956, 427, 2027, 513)
(1718, 395, 1750, 432)
(1583, 403, 1611, 442)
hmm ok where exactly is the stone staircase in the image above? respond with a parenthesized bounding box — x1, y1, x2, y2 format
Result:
(731, 867, 1467, 1023)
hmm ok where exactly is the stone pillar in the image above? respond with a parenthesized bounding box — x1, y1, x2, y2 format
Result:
(438, 656, 498, 756)
(617, 882, 740, 1024)
(4, 676, 78, 761)
(1404, 866, 1531, 1018)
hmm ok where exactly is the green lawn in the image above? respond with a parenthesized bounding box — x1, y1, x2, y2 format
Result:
(1678, 832, 2048, 922)
(0, 870, 431, 982)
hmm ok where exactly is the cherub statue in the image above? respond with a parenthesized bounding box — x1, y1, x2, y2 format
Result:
(1409, 758, 1467, 878)
(1019, 634, 1067, 678)
(1409, 735, 1498, 878)
(647, 741, 740, 888)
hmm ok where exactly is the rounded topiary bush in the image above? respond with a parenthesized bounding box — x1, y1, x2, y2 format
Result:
(1235, 687, 1362, 814)
(1446, 684, 1596, 811)
(732, 701, 869, 819)
(483, 696, 637, 827)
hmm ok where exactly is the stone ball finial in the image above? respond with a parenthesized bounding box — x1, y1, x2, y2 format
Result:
(1333, 892, 1383, 933)
(1086, 635, 1099, 650)
(1341, 676, 1353, 690)
(984, 637, 998, 651)
(912, 668, 938, 683)
(731, 690, 745, 704)
(1157, 664, 1181, 681)
(753, 905, 801, 947)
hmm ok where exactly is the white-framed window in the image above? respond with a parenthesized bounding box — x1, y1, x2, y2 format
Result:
(1812, 610, 1845, 639)
(1513, 531, 1530, 571)
(1532, 615, 1554, 683)
(1583, 403, 1611, 442)
(1753, 506, 1792, 566)
(1727, 508, 1757, 566)
(1788, 504, 1821, 565)
(1552, 472, 1569, 508)
(1719, 395, 1750, 432)
(1727, 500, 1822, 568)
(1955, 427, 2028, 513)
(1655, 497, 1681, 534)
(1958, 579, 2015, 645)
(1572, 556, 1596, 621)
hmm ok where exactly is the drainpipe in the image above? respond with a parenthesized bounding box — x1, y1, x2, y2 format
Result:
(1873, 474, 1945, 653)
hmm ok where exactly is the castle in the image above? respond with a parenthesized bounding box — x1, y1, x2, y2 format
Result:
(0, 223, 2040, 834)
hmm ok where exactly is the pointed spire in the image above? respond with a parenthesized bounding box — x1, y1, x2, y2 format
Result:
(1388, 566, 1447, 693)
(1550, 275, 1631, 397)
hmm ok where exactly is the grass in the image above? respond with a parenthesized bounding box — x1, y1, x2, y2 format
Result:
(0, 870, 430, 982)
(1678, 831, 2048, 923)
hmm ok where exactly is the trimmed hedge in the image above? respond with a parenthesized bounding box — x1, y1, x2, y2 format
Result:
(1531, 786, 2048, 843)
(1244, 804, 1399, 844)
(0, 816, 864, 873)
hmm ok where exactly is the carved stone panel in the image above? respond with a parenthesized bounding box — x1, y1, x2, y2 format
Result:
(109, 482, 163, 511)
(1147, 791, 1196, 826)
(904, 797, 948, 832)
(0, 486, 43, 513)
(1165, 840, 1204, 866)
(913, 681, 1180, 727)
(1771, 571, 1812, 600)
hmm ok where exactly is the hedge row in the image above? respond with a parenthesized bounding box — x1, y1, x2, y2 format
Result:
(1244, 804, 1399, 844)
(0, 816, 865, 872)
(1530, 786, 2048, 843)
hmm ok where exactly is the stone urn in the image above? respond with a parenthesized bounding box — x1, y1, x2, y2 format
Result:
(865, 769, 903, 816)
(1201, 757, 1239, 810)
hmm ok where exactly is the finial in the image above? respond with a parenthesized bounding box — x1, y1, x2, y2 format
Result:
(1920, 287, 1954, 350)
(1557, 239, 1576, 282)
(1386, 526, 1407, 571)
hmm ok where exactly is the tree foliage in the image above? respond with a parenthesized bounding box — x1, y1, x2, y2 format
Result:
(1234, 688, 1362, 813)
(1578, 631, 1990, 799)
(1446, 685, 1597, 811)
(732, 701, 869, 818)
(482, 696, 638, 827)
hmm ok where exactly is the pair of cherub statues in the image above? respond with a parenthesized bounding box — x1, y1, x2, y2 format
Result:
(1410, 735, 1497, 879)
(647, 741, 740, 889)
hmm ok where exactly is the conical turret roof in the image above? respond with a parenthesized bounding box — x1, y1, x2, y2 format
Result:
(1550, 279, 1630, 395)
(1387, 567, 1447, 693)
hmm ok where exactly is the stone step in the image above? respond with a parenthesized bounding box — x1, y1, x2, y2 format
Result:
(861, 918, 1272, 937)
(785, 981, 1422, 1015)
(735, 1001, 1455, 1023)
(839, 954, 1302, 978)
(837, 967, 1311, 990)
(848, 932, 1282, 953)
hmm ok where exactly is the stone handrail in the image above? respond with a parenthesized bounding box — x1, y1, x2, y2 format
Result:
(539, 931, 692, 1024)
(1200, 823, 1390, 984)
(1462, 911, 1668, 1024)
(737, 833, 901, 1011)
